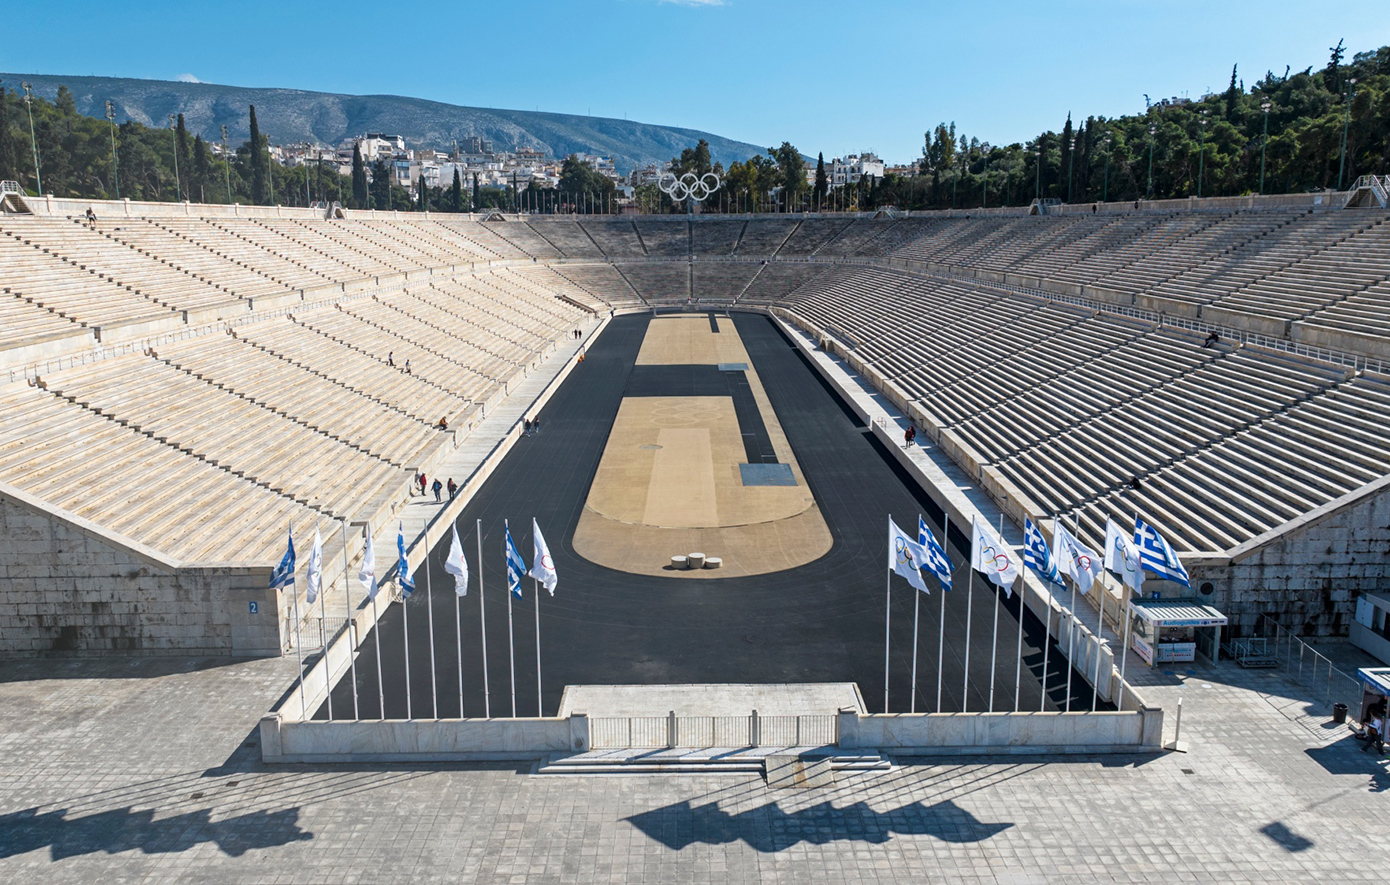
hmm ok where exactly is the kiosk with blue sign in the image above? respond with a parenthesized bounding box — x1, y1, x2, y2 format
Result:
(1355, 667, 1390, 724)
(1128, 598, 1228, 666)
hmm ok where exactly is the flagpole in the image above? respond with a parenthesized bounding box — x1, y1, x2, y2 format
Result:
(317, 522, 333, 722)
(988, 516, 1003, 713)
(1065, 580, 1076, 714)
(910, 582, 921, 714)
(883, 559, 892, 714)
(424, 524, 438, 720)
(937, 514, 949, 713)
(1117, 509, 1140, 706)
(402, 564, 413, 721)
(289, 528, 307, 718)
(505, 519, 517, 719)
(1014, 574, 1024, 713)
(477, 519, 490, 719)
(455, 540, 465, 718)
(1092, 579, 1106, 712)
(534, 576, 543, 718)
(341, 519, 359, 720)
(1040, 574, 1053, 713)
(371, 549, 385, 718)
(962, 567, 974, 712)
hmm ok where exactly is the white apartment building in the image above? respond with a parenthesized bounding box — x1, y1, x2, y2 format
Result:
(831, 153, 885, 188)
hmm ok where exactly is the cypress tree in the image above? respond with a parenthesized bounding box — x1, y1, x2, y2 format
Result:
(175, 113, 191, 200)
(248, 104, 266, 204)
(1059, 114, 1074, 201)
(417, 173, 427, 211)
(351, 143, 368, 209)
(452, 168, 462, 212)
(814, 152, 827, 210)
(370, 157, 391, 209)
(192, 135, 210, 202)
(472, 172, 479, 210)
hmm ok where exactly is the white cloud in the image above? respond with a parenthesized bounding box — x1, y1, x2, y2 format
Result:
(176, 73, 201, 83)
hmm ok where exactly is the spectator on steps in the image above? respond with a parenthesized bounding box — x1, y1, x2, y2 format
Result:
(388, 352, 395, 367)
(447, 478, 458, 500)
(431, 478, 443, 503)
(1202, 331, 1221, 349)
(85, 207, 97, 229)
(418, 472, 427, 496)
(438, 416, 449, 431)
(405, 359, 412, 375)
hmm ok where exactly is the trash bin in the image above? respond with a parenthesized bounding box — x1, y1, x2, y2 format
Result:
(1333, 703, 1349, 724)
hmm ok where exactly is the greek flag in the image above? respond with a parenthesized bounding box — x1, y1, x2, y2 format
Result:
(1024, 518, 1060, 583)
(505, 523, 527, 599)
(396, 523, 415, 598)
(918, 516, 953, 591)
(1133, 516, 1191, 587)
(269, 526, 295, 590)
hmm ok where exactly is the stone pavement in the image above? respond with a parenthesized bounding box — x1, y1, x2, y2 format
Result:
(2, 648, 1388, 884)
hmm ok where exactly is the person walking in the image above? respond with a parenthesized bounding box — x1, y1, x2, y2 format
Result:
(431, 478, 443, 503)
(446, 478, 457, 500)
(419, 472, 428, 496)
(533, 417, 541, 434)
(85, 207, 97, 229)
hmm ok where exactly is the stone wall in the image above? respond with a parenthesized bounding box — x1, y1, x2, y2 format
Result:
(1191, 476, 1390, 637)
(0, 483, 280, 657)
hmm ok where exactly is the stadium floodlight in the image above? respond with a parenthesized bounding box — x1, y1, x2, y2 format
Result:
(1035, 141, 1042, 200)
(20, 83, 41, 197)
(105, 100, 119, 199)
(1197, 109, 1209, 198)
(1338, 78, 1357, 191)
(1101, 135, 1112, 203)
(1066, 136, 1077, 203)
(221, 125, 231, 203)
(1147, 123, 1157, 200)
(168, 115, 181, 202)
(1259, 100, 1273, 195)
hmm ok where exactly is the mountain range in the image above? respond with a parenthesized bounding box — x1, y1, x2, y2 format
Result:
(2, 73, 768, 174)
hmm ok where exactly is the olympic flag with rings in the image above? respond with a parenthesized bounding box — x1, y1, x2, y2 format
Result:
(529, 517, 558, 596)
(888, 518, 931, 593)
(1103, 517, 1143, 591)
(970, 515, 1021, 592)
(658, 171, 721, 203)
(1052, 523, 1102, 593)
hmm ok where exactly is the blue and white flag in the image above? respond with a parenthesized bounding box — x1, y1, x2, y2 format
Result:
(396, 523, 415, 598)
(888, 517, 931, 593)
(1133, 516, 1191, 587)
(305, 528, 323, 605)
(505, 523, 527, 599)
(1024, 517, 1060, 584)
(918, 516, 953, 591)
(269, 526, 295, 590)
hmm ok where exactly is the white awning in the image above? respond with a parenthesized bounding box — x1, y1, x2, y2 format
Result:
(1128, 599, 1228, 627)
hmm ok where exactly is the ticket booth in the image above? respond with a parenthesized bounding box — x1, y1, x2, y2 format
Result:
(1128, 599, 1228, 667)
(1355, 668, 1390, 724)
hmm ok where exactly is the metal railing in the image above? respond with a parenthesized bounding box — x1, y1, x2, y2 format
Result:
(284, 615, 352, 653)
(588, 711, 838, 750)
(1251, 614, 1364, 714)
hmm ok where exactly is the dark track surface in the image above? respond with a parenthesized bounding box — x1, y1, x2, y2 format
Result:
(320, 314, 1106, 719)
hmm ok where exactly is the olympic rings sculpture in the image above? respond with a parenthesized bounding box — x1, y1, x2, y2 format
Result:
(658, 171, 721, 202)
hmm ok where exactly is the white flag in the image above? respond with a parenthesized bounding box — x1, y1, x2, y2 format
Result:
(970, 514, 1021, 594)
(1053, 522, 1102, 594)
(1104, 518, 1144, 591)
(529, 518, 558, 595)
(444, 522, 469, 597)
(888, 518, 930, 593)
(306, 527, 323, 605)
(358, 525, 379, 600)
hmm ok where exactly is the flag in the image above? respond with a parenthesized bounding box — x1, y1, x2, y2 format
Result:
(1104, 518, 1144, 591)
(505, 523, 527, 599)
(305, 527, 323, 605)
(269, 526, 295, 590)
(918, 516, 953, 591)
(1024, 517, 1060, 583)
(444, 523, 469, 597)
(971, 515, 1020, 595)
(888, 518, 930, 593)
(1053, 522, 1102, 594)
(396, 523, 415, 598)
(1133, 516, 1191, 587)
(530, 518, 558, 596)
(359, 525, 378, 601)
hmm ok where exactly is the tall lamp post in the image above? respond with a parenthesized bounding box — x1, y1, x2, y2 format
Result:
(167, 115, 181, 202)
(981, 150, 989, 208)
(1338, 78, 1357, 190)
(1035, 141, 1042, 200)
(105, 100, 119, 199)
(1197, 108, 1209, 198)
(1066, 136, 1076, 203)
(221, 125, 232, 203)
(1147, 123, 1157, 201)
(20, 83, 42, 197)
(1259, 100, 1272, 195)
(1101, 135, 1112, 203)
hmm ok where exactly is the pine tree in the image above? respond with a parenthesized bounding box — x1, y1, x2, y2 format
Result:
(452, 168, 462, 212)
(248, 104, 266, 204)
(351, 143, 368, 209)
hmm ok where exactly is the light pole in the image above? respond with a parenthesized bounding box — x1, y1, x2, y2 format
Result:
(105, 100, 119, 199)
(168, 115, 181, 202)
(1101, 135, 1111, 203)
(1259, 99, 1272, 195)
(221, 125, 232, 203)
(981, 150, 989, 209)
(1066, 136, 1076, 203)
(1035, 141, 1042, 200)
(20, 83, 42, 196)
(1338, 78, 1357, 190)
(1197, 108, 1209, 198)
(1147, 123, 1157, 200)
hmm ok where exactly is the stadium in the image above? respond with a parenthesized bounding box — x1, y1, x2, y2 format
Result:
(2, 182, 1389, 767)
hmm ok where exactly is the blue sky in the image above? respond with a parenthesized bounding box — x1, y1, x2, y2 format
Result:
(12, 0, 1390, 164)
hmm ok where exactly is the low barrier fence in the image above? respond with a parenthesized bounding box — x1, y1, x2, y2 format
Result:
(588, 712, 839, 749)
(1245, 614, 1364, 716)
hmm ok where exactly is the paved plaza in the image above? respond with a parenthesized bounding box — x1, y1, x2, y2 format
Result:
(1, 644, 1387, 884)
